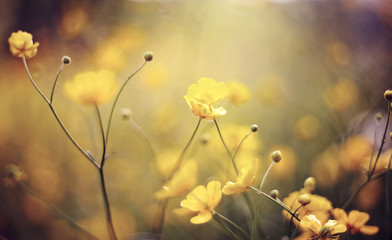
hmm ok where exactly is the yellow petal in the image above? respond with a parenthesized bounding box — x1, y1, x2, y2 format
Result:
(222, 181, 246, 195)
(348, 210, 369, 227)
(331, 208, 348, 223)
(300, 215, 322, 233)
(190, 211, 213, 224)
(206, 180, 222, 208)
(359, 226, 379, 235)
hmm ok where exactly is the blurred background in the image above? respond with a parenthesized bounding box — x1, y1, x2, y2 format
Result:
(1, 0, 392, 239)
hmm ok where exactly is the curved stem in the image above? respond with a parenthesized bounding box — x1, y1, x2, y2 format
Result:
(95, 105, 117, 240)
(22, 55, 99, 169)
(168, 118, 201, 181)
(50, 62, 65, 103)
(214, 119, 238, 174)
(232, 131, 251, 161)
(385, 152, 392, 239)
(19, 182, 99, 240)
(250, 186, 300, 222)
(214, 211, 251, 240)
(369, 101, 391, 178)
(105, 61, 147, 146)
(251, 161, 275, 239)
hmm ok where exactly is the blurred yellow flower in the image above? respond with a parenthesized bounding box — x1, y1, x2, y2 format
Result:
(282, 188, 333, 228)
(331, 208, 379, 235)
(184, 78, 229, 120)
(180, 180, 222, 224)
(64, 70, 118, 105)
(222, 159, 256, 195)
(339, 135, 371, 172)
(155, 161, 198, 199)
(323, 77, 358, 112)
(293, 114, 320, 141)
(227, 80, 250, 105)
(300, 215, 347, 240)
(8, 30, 40, 59)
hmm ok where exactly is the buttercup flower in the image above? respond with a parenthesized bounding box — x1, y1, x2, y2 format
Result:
(64, 70, 118, 105)
(184, 78, 229, 120)
(155, 161, 198, 200)
(8, 30, 40, 59)
(222, 159, 256, 195)
(300, 215, 347, 240)
(180, 180, 222, 224)
(282, 188, 333, 228)
(331, 208, 379, 235)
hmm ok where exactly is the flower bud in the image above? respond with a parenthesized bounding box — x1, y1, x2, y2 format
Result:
(297, 194, 311, 206)
(270, 150, 282, 163)
(269, 189, 279, 199)
(199, 134, 210, 145)
(250, 124, 258, 132)
(374, 112, 382, 121)
(144, 51, 153, 62)
(121, 108, 132, 120)
(384, 90, 392, 101)
(304, 177, 316, 192)
(62, 56, 71, 64)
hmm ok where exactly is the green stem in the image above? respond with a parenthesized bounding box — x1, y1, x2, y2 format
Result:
(232, 131, 251, 161)
(22, 55, 99, 169)
(19, 182, 99, 240)
(251, 161, 275, 240)
(368, 101, 391, 178)
(168, 118, 201, 180)
(214, 119, 238, 174)
(250, 186, 300, 222)
(95, 105, 117, 240)
(214, 211, 251, 240)
(288, 205, 302, 237)
(50, 62, 65, 104)
(385, 152, 392, 239)
(105, 61, 148, 146)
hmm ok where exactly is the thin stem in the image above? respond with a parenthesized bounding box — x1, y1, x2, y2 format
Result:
(214, 119, 238, 174)
(288, 205, 302, 237)
(232, 131, 251, 161)
(50, 62, 65, 103)
(368, 101, 391, 178)
(19, 182, 99, 240)
(214, 211, 251, 240)
(385, 152, 392, 240)
(128, 118, 157, 161)
(22, 55, 99, 169)
(22, 54, 50, 104)
(105, 61, 148, 146)
(258, 162, 274, 191)
(95, 105, 117, 240)
(250, 186, 300, 222)
(251, 161, 275, 240)
(168, 118, 201, 181)
(368, 118, 380, 173)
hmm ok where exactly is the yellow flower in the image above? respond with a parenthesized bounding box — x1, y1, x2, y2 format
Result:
(184, 78, 229, 120)
(282, 188, 332, 228)
(300, 215, 347, 240)
(64, 70, 118, 105)
(155, 161, 198, 200)
(222, 159, 256, 195)
(331, 208, 379, 235)
(8, 30, 40, 59)
(227, 80, 250, 105)
(180, 180, 222, 224)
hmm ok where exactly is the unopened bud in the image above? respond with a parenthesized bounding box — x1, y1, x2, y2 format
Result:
(270, 150, 282, 163)
(374, 112, 382, 121)
(121, 108, 132, 120)
(144, 51, 153, 62)
(269, 189, 279, 199)
(384, 90, 392, 101)
(199, 134, 210, 145)
(304, 177, 316, 192)
(297, 194, 311, 206)
(62, 56, 71, 64)
(250, 124, 258, 132)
